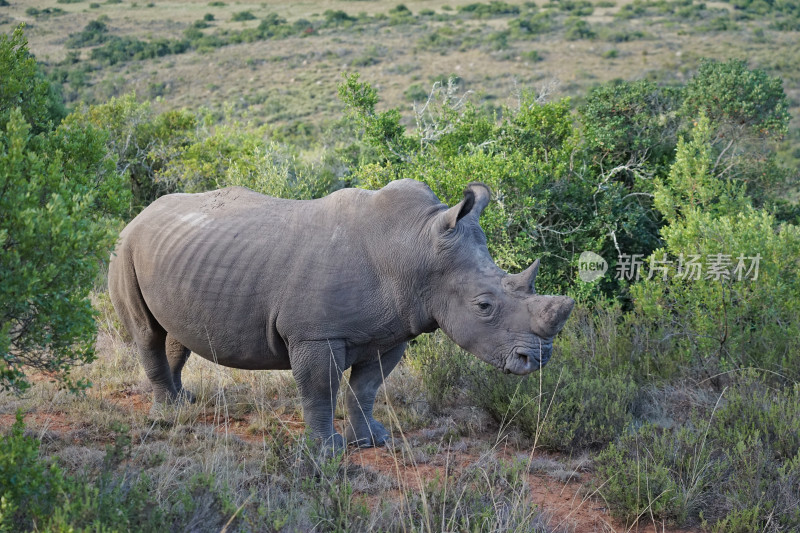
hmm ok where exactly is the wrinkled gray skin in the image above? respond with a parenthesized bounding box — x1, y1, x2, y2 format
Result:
(109, 179, 574, 451)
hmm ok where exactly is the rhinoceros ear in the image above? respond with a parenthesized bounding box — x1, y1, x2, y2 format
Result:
(503, 258, 540, 294)
(439, 182, 492, 231)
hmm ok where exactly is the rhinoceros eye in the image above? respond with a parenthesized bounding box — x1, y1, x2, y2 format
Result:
(476, 301, 494, 315)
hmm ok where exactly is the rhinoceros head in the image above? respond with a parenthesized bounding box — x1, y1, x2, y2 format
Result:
(428, 182, 574, 375)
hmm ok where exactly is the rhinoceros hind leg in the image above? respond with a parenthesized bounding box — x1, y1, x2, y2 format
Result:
(166, 334, 195, 404)
(136, 334, 180, 404)
(345, 343, 405, 448)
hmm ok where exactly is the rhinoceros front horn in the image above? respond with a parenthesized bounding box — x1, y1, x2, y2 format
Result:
(504, 258, 540, 294)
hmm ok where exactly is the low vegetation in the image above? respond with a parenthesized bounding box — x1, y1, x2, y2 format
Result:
(1, 0, 799, 529)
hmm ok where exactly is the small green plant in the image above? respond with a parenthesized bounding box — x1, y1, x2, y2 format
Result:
(0, 413, 65, 528)
(564, 16, 595, 40)
(403, 82, 428, 102)
(231, 10, 256, 21)
(66, 19, 111, 48)
(521, 49, 543, 62)
(457, 1, 521, 18)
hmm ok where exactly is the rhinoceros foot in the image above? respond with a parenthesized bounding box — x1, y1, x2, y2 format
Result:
(309, 432, 346, 456)
(176, 388, 196, 404)
(346, 419, 391, 448)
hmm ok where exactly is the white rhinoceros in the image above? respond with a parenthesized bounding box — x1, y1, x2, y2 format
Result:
(109, 179, 574, 449)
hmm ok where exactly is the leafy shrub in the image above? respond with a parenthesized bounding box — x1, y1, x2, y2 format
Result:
(406, 332, 473, 412)
(0, 414, 245, 531)
(564, 17, 595, 39)
(558, 0, 595, 16)
(0, 413, 65, 528)
(633, 115, 800, 380)
(410, 306, 638, 451)
(230, 10, 256, 22)
(596, 374, 800, 529)
(457, 1, 521, 18)
(66, 93, 196, 208)
(25, 6, 66, 17)
(521, 49, 543, 61)
(66, 19, 111, 48)
(467, 351, 637, 451)
(90, 35, 191, 65)
(341, 74, 667, 297)
(580, 79, 682, 174)
(594, 422, 726, 525)
(322, 9, 357, 27)
(416, 25, 469, 53)
(682, 58, 789, 138)
(466, 304, 638, 451)
(404, 82, 428, 102)
(221, 143, 341, 200)
(508, 11, 554, 37)
(0, 27, 66, 134)
(1, 27, 129, 391)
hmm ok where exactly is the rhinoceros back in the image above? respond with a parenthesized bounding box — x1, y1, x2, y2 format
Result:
(110, 186, 404, 369)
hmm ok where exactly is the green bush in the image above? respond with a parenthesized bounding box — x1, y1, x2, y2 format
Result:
(596, 375, 800, 529)
(508, 12, 554, 37)
(409, 306, 639, 451)
(579, 79, 682, 175)
(406, 332, 473, 412)
(633, 115, 800, 380)
(230, 10, 256, 21)
(467, 352, 636, 451)
(1, 27, 129, 392)
(0, 26, 66, 134)
(465, 305, 637, 451)
(66, 19, 111, 48)
(66, 93, 196, 209)
(564, 17, 595, 39)
(0, 413, 65, 528)
(457, 1, 521, 18)
(594, 422, 726, 525)
(682, 58, 789, 138)
(0, 414, 245, 531)
(558, 0, 595, 15)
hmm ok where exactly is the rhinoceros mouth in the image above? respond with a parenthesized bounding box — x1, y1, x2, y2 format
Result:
(502, 341, 553, 375)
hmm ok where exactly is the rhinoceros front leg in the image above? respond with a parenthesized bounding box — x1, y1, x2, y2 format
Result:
(290, 339, 346, 452)
(345, 343, 405, 448)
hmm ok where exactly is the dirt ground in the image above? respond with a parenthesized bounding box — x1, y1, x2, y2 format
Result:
(0, 385, 698, 533)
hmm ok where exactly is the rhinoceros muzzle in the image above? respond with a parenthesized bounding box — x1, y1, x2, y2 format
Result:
(503, 340, 553, 374)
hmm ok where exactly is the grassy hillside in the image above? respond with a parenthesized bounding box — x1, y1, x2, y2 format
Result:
(6, 0, 799, 146)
